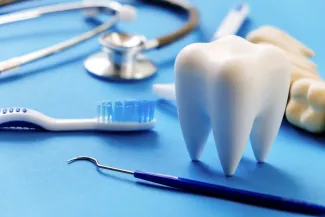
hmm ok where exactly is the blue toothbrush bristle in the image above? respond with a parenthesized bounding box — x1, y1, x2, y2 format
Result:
(140, 100, 148, 122)
(105, 102, 113, 122)
(124, 101, 135, 122)
(97, 100, 156, 123)
(113, 101, 123, 122)
(148, 101, 155, 121)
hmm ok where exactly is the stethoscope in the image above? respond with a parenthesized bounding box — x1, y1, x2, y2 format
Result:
(0, 0, 199, 81)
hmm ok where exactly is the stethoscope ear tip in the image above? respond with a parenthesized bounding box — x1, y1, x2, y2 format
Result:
(119, 5, 137, 22)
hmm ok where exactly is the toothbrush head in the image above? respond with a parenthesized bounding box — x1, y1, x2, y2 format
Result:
(96, 100, 156, 123)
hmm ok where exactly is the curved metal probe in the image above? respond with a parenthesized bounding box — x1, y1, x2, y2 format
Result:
(67, 156, 134, 175)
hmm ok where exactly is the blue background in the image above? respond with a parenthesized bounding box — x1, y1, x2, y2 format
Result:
(1, 0, 325, 217)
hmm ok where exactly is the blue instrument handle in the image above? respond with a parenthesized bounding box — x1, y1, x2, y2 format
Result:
(134, 171, 325, 216)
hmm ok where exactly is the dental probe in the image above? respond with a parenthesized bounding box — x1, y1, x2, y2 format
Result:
(67, 156, 325, 216)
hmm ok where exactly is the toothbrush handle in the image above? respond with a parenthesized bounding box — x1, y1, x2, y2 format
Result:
(50, 119, 97, 131)
(52, 119, 155, 131)
(134, 171, 325, 216)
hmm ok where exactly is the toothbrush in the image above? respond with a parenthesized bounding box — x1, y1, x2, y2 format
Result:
(152, 3, 249, 103)
(0, 100, 156, 131)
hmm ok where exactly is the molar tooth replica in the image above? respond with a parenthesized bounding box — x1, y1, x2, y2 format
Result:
(246, 26, 318, 86)
(174, 35, 291, 176)
(246, 25, 325, 133)
(246, 25, 315, 57)
(286, 78, 325, 133)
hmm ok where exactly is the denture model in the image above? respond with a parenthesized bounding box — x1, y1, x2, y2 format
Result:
(246, 25, 320, 86)
(174, 35, 291, 176)
(286, 78, 325, 133)
(247, 26, 325, 133)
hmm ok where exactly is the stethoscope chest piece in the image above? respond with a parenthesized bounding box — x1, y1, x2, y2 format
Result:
(84, 32, 157, 80)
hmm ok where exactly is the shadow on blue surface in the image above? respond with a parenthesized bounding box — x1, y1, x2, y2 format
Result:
(156, 100, 178, 118)
(96, 130, 160, 150)
(0, 130, 159, 147)
(97, 167, 135, 185)
(281, 118, 325, 145)
(188, 159, 302, 194)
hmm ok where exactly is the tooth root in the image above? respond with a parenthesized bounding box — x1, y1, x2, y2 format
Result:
(209, 70, 254, 176)
(212, 114, 254, 176)
(175, 47, 211, 160)
(250, 72, 290, 162)
(178, 107, 211, 160)
(250, 109, 284, 163)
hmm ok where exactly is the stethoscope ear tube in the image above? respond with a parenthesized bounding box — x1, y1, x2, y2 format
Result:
(0, 0, 22, 7)
(0, 1, 126, 73)
(140, 0, 199, 49)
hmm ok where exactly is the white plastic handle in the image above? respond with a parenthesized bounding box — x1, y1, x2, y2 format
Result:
(152, 83, 176, 101)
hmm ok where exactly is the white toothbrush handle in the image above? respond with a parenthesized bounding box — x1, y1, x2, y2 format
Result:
(0, 110, 98, 131)
(152, 83, 176, 101)
(48, 119, 97, 131)
(51, 119, 156, 131)
(51, 119, 155, 131)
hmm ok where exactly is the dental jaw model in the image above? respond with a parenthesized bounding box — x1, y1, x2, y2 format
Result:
(247, 26, 325, 133)
(287, 78, 325, 132)
(174, 35, 291, 176)
(246, 26, 320, 86)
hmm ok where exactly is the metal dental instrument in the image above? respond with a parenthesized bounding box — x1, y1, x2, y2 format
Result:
(67, 156, 325, 216)
(0, 0, 199, 81)
(84, 0, 199, 81)
(0, 1, 136, 73)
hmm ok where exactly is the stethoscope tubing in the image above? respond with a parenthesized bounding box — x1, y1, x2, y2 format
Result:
(0, 1, 122, 73)
(0, 0, 199, 73)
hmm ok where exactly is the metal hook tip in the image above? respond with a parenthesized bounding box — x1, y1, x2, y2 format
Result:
(66, 156, 99, 166)
(66, 156, 134, 175)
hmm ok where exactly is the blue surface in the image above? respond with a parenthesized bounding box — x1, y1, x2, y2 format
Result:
(1, 0, 325, 217)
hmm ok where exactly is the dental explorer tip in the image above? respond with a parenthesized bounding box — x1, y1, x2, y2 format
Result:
(67, 156, 134, 174)
(66, 156, 99, 166)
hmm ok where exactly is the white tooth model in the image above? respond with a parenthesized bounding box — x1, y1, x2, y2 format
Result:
(152, 2, 250, 104)
(174, 35, 291, 176)
(247, 25, 325, 133)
